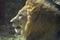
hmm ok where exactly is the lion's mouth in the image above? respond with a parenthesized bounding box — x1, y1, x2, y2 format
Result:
(15, 26, 21, 29)
(12, 23, 24, 35)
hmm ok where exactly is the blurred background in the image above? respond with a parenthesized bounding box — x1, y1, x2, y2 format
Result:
(0, 0, 26, 40)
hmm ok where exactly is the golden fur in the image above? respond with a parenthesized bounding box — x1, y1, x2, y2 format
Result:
(10, 0, 60, 40)
(23, 0, 57, 38)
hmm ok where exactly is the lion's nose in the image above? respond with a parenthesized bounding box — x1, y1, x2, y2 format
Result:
(10, 18, 16, 22)
(10, 15, 23, 23)
(10, 19, 15, 24)
(10, 15, 18, 22)
(10, 18, 19, 24)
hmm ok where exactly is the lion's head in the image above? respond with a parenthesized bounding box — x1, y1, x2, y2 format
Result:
(10, 0, 60, 40)
(10, 7, 27, 34)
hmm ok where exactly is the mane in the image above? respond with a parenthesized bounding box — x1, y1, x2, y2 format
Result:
(18, 0, 60, 40)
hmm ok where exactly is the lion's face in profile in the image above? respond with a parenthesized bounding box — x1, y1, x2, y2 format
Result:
(10, 9, 27, 34)
(10, 0, 60, 40)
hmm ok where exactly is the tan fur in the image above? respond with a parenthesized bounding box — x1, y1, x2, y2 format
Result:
(10, 0, 59, 40)
(23, 0, 57, 38)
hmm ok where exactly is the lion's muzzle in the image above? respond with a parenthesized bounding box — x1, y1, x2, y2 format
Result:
(10, 11, 27, 35)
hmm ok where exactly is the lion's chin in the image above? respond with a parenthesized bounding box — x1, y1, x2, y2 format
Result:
(12, 24, 24, 35)
(14, 28, 24, 35)
(14, 28, 20, 35)
(14, 28, 20, 33)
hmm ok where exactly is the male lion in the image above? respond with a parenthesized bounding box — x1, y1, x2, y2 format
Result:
(10, 0, 60, 40)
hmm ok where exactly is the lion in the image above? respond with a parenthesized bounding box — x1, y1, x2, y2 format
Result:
(10, 0, 60, 40)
